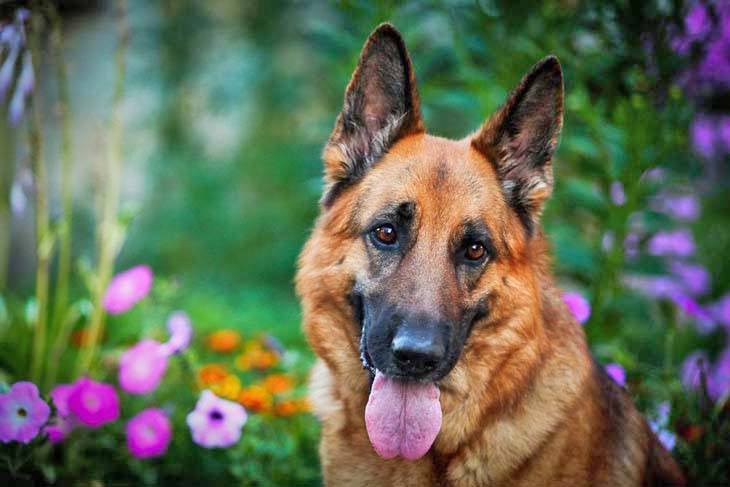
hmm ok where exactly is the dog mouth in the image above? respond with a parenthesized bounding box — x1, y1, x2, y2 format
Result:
(360, 332, 443, 461)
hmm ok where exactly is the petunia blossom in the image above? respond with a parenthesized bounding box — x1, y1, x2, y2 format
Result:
(45, 383, 78, 443)
(187, 390, 247, 448)
(126, 408, 172, 459)
(563, 291, 591, 325)
(0, 381, 50, 444)
(68, 378, 120, 428)
(161, 311, 193, 355)
(604, 363, 626, 387)
(119, 339, 169, 395)
(103, 265, 153, 315)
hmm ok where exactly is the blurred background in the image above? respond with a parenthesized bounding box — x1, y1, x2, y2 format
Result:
(1, 0, 729, 485)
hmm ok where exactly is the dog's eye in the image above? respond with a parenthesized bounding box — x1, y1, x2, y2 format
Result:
(373, 224, 398, 246)
(465, 242, 486, 261)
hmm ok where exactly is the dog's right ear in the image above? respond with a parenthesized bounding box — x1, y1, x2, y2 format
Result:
(321, 23, 425, 207)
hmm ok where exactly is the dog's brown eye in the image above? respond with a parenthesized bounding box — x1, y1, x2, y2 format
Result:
(374, 224, 397, 245)
(466, 242, 486, 261)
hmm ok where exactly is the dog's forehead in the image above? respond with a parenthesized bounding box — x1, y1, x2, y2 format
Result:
(356, 134, 505, 225)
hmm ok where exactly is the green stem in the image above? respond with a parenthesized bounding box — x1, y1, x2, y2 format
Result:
(75, 0, 128, 377)
(28, 10, 52, 385)
(46, 3, 74, 389)
(0, 113, 12, 292)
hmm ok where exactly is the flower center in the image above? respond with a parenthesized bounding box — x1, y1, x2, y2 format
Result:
(17, 407, 27, 418)
(209, 409, 224, 422)
(83, 393, 101, 413)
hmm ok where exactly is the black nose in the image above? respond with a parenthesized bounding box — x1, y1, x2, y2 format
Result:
(391, 323, 446, 376)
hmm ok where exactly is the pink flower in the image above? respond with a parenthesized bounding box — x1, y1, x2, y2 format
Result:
(0, 382, 50, 444)
(45, 383, 78, 443)
(187, 390, 247, 448)
(119, 339, 169, 395)
(103, 265, 153, 315)
(68, 378, 120, 428)
(126, 408, 172, 459)
(161, 311, 193, 355)
(563, 291, 591, 324)
(604, 363, 626, 387)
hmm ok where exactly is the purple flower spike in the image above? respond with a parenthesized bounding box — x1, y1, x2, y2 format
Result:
(647, 229, 695, 257)
(604, 363, 626, 387)
(187, 390, 247, 448)
(609, 181, 626, 206)
(681, 350, 710, 391)
(690, 116, 716, 159)
(0, 381, 50, 444)
(126, 408, 172, 459)
(651, 194, 700, 222)
(709, 348, 730, 402)
(103, 265, 153, 315)
(67, 378, 120, 428)
(162, 311, 193, 355)
(669, 261, 710, 296)
(119, 339, 169, 395)
(563, 291, 591, 325)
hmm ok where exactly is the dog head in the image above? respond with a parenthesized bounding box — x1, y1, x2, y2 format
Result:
(312, 23, 563, 385)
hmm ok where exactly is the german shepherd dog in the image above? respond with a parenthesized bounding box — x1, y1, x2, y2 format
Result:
(296, 23, 685, 486)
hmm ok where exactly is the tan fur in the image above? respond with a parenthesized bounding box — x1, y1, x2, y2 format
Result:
(296, 28, 685, 487)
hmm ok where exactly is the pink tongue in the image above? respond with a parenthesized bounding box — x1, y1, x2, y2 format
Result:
(365, 371, 442, 460)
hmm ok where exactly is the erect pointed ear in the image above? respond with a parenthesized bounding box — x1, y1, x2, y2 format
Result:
(472, 56, 564, 233)
(321, 23, 425, 206)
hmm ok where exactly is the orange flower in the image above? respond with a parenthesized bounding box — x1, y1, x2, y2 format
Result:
(263, 374, 294, 394)
(235, 348, 279, 371)
(238, 385, 272, 413)
(198, 364, 228, 386)
(274, 399, 299, 417)
(206, 330, 242, 353)
(209, 374, 241, 400)
(295, 397, 312, 413)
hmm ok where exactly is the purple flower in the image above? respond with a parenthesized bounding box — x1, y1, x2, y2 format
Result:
(690, 116, 717, 158)
(601, 231, 615, 252)
(0, 382, 50, 444)
(669, 293, 716, 334)
(103, 265, 153, 315)
(709, 293, 730, 330)
(563, 291, 591, 325)
(161, 311, 193, 355)
(623, 275, 684, 299)
(604, 363, 626, 387)
(119, 339, 169, 395)
(708, 348, 730, 402)
(718, 116, 730, 152)
(46, 383, 78, 443)
(669, 261, 710, 296)
(8, 51, 33, 126)
(186, 390, 247, 448)
(651, 194, 700, 221)
(67, 378, 120, 428)
(647, 229, 695, 257)
(624, 232, 640, 260)
(681, 350, 710, 391)
(609, 181, 626, 206)
(126, 408, 172, 459)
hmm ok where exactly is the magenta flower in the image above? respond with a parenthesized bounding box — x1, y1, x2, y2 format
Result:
(119, 339, 169, 395)
(161, 311, 193, 355)
(609, 181, 626, 206)
(126, 408, 172, 459)
(647, 230, 695, 257)
(681, 350, 710, 391)
(563, 291, 591, 325)
(103, 265, 153, 315)
(68, 378, 120, 428)
(187, 390, 247, 448)
(604, 363, 626, 387)
(0, 382, 50, 444)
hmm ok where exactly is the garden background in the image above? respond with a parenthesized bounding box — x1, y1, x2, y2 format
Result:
(1, 0, 729, 485)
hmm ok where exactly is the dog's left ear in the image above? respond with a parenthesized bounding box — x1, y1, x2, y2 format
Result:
(321, 23, 425, 207)
(472, 56, 564, 233)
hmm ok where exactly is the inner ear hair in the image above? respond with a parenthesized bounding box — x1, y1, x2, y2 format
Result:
(321, 23, 424, 207)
